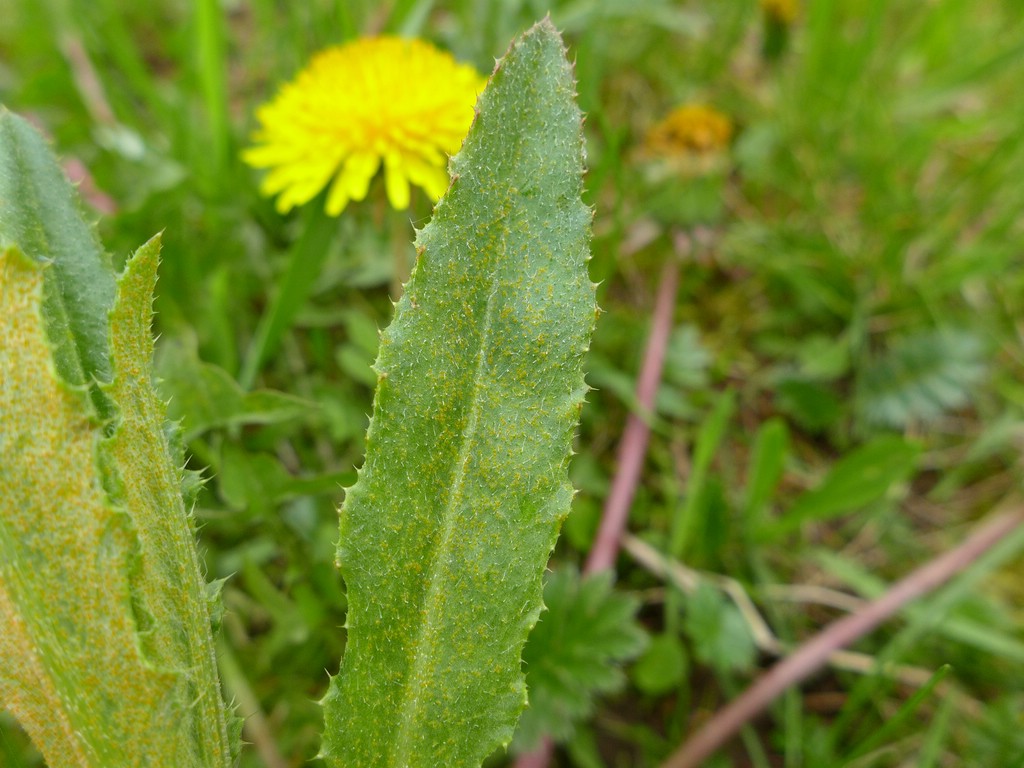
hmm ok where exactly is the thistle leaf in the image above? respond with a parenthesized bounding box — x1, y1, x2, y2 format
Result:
(321, 19, 595, 768)
(0, 108, 116, 417)
(512, 569, 648, 752)
(0, 110, 234, 767)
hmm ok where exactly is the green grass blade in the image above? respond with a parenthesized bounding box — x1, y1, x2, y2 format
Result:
(320, 18, 594, 768)
(761, 435, 921, 541)
(194, 0, 231, 184)
(843, 665, 951, 763)
(239, 205, 336, 389)
(669, 389, 736, 562)
(741, 417, 789, 531)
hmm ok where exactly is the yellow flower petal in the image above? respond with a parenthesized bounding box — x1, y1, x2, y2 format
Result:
(341, 151, 381, 202)
(404, 156, 450, 201)
(325, 174, 352, 216)
(243, 36, 486, 215)
(384, 154, 411, 211)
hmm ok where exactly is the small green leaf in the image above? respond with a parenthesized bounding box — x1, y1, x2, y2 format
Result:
(632, 632, 688, 697)
(320, 19, 596, 768)
(683, 583, 756, 674)
(336, 345, 379, 388)
(218, 443, 350, 513)
(775, 377, 843, 432)
(657, 324, 712, 419)
(157, 335, 315, 440)
(856, 328, 988, 429)
(334, 307, 382, 387)
(663, 324, 712, 390)
(795, 333, 850, 380)
(513, 569, 648, 752)
(565, 727, 606, 768)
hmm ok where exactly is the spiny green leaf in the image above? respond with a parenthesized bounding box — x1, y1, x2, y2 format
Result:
(0, 108, 115, 417)
(0, 112, 234, 767)
(0, 246, 228, 766)
(513, 569, 648, 752)
(1, 247, 140, 767)
(100, 239, 237, 765)
(321, 19, 596, 768)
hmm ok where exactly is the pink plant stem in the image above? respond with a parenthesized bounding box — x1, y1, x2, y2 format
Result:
(513, 259, 679, 768)
(513, 737, 556, 768)
(660, 508, 1024, 768)
(585, 259, 680, 575)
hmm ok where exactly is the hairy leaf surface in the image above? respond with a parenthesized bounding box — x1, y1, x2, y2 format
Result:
(0, 108, 115, 416)
(321, 19, 595, 768)
(0, 110, 234, 767)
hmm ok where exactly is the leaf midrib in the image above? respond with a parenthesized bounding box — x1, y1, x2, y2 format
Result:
(389, 212, 510, 767)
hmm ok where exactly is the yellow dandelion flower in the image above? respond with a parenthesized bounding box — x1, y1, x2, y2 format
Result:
(645, 104, 733, 157)
(243, 37, 486, 216)
(761, 0, 799, 25)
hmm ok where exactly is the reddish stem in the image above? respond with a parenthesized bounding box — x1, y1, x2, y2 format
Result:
(513, 737, 556, 768)
(585, 259, 680, 574)
(660, 508, 1024, 768)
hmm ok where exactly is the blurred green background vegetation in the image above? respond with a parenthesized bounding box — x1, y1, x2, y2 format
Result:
(2, 0, 1023, 765)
